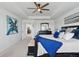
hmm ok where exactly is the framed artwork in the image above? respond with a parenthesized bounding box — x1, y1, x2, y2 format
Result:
(6, 15, 18, 35)
(27, 27, 31, 34)
(25, 24, 32, 36)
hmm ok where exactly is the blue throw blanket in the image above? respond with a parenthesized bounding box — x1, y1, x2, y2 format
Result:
(35, 35, 63, 57)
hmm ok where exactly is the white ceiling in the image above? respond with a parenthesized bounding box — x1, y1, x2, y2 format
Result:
(0, 2, 79, 20)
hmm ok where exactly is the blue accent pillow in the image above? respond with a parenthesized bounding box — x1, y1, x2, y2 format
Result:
(53, 31, 60, 38)
(71, 29, 79, 39)
(35, 36, 63, 57)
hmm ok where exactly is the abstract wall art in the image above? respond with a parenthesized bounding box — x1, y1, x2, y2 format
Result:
(6, 16, 18, 35)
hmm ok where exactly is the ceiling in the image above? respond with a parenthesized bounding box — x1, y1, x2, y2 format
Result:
(0, 2, 79, 20)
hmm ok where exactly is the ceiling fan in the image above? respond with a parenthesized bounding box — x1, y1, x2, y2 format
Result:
(27, 2, 49, 13)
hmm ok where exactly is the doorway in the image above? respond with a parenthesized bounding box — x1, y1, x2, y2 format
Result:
(26, 23, 33, 37)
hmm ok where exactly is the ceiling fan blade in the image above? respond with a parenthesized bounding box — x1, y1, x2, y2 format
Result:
(32, 9, 37, 13)
(41, 3, 49, 8)
(27, 8, 36, 9)
(34, 2, 38, 7)
(42, 9, 49, 11)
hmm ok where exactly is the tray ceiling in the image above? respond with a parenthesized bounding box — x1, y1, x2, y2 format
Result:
(0, 2, 78, 19)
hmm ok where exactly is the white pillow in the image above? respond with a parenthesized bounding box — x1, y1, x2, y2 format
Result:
(59, 32, 65, 39)
(37, 42, 47, 56)
(63, 32, 74, 40)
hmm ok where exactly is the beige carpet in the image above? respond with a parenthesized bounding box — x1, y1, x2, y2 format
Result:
(1, 37, 33, 57)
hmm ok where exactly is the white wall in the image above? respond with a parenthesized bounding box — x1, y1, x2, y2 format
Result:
(54, 6, 79, 29)
(22, 19, 55, 40)
(0, 8, 22, 53)
(33, 20, 55, 36)
(22, 20, 34, 40)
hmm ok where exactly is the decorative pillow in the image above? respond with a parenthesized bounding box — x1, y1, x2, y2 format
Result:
(59, 32, 65, 39)
(66, 28, 74, 32)
(63, 32, 74, 40)
(71, 29, 79, 39)
(53, 31, 60, 38)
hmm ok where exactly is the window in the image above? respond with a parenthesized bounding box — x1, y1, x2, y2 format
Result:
(40, 23, 49, 31)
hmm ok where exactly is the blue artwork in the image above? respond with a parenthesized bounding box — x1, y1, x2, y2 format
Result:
(6, 16, 18, 35)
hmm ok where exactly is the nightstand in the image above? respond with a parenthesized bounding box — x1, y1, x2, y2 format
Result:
(27, 46, 36, 56)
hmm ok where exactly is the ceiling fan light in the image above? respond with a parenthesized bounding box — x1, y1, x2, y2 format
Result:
(38, 9, 41, 11)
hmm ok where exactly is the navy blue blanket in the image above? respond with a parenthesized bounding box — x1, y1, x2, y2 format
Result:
(35, 35, 63, 57)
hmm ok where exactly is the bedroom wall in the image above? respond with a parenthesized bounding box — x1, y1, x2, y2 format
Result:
(33, 20, 55, 36)
(54, 6, 79, 29)
(22, 20, 34, 40)
(0, 8, 22, 54)
(22, 19, 55, 40)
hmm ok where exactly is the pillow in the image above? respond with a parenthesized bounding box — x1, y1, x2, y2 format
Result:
(59, 32, 65, 39)
(53, 31, 60, 38)
(71, 29, 79, 39)
(66, 28, 74, 32)
(63, 32, 74, 40)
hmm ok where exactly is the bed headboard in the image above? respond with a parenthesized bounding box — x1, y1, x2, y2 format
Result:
(61, 25, 79, 29)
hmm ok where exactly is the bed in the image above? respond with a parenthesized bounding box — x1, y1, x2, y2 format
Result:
(27, 35, 79, 57)
(39, 35, 79, 53)
(27, 25, 79, 57)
